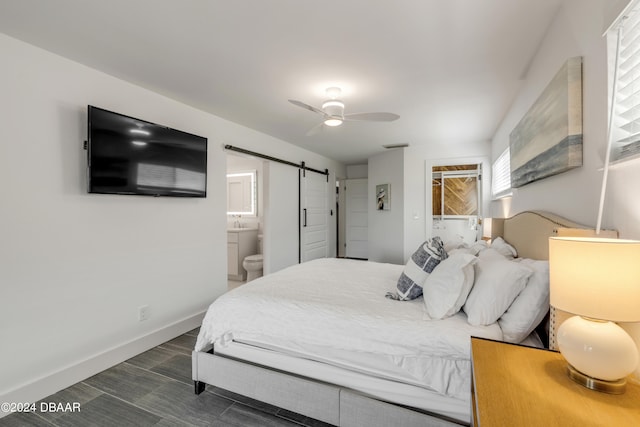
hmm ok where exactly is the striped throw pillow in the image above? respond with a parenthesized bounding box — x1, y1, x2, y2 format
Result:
(388, 237, 447, 301)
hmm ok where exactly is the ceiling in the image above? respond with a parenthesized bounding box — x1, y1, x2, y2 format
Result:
(0, 0, 563, 164)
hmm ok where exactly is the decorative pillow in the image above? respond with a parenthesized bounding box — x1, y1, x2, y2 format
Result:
(388, 237, 447, 300)
(423, 253, 477, 319)
(498, 259, 550, 343)
(490, 237, 518, 259)
(463, 257, 533, 326)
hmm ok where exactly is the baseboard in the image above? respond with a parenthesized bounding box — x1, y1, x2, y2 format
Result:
(0, 311, 206, 419)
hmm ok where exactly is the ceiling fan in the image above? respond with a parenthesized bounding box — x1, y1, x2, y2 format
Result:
(288, 87, 400, 135)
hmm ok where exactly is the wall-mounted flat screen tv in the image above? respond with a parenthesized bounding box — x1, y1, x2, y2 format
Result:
(87, 106, 207, 197)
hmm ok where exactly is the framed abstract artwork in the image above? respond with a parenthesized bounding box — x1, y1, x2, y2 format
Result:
(509, 56, 583, 188)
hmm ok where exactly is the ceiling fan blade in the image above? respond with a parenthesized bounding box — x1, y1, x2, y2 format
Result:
(288, 99, 325, 115)
(343, 112, 400, 122)
(306, 122, 325, 136)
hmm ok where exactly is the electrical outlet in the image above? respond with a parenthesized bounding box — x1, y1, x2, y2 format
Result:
(138, 305, 149, 321)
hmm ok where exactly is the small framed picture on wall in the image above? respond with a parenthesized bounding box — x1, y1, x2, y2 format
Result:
(376, 183, 390, 211)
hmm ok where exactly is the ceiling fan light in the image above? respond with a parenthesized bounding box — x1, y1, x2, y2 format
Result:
(322, 100, 344, 110)
(324, 118, 343, 127)
(322, 100, 345, 123)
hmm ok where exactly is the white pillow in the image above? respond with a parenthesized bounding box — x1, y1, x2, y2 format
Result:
(467, 240, 488, 255)
(447, 241, 487, 257)
(498, 259, 550, 343)
(447, 247, 474, 256)
(423, 253, 477, 319)
(477, 247, 508, 262)
(490, 237, 517, 259)
(444, 236, 467, 253)
(463, 257, 533, 326)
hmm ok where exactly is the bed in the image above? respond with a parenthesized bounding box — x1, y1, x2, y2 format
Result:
(192, 211, 597, 427)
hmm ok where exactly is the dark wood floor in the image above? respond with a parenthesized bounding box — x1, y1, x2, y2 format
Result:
(0, 328, 333, 427)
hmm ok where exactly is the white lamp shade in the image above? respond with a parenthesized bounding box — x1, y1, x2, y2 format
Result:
(549, 237, 640, 322)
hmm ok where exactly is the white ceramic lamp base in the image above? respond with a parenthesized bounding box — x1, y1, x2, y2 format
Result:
(557, 316, 639, 394)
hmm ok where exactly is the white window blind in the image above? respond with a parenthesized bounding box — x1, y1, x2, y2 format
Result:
(610, 0, 640, 163)
(491, 147, 512, 199)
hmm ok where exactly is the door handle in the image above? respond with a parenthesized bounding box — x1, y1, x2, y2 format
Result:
(303, 208, 307, 227)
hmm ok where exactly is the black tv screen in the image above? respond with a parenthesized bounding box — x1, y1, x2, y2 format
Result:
(87, 106, 207, 197)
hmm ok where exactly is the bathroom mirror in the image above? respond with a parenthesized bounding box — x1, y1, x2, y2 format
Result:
(227, 170, 257, 216)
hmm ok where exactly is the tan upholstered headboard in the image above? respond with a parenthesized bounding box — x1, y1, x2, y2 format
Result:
(490, 211, 618, 349)
(491, 211, 588, 260)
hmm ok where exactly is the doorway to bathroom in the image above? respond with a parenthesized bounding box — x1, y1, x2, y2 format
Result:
(226, 153, 264, 291)
(226, 150, 333, 291)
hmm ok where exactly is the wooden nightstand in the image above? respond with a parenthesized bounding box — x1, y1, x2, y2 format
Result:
(470, 337, 640, 426)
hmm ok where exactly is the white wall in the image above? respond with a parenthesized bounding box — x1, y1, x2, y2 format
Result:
(346, 164, 368, 179)
(0, 33, 344, 406)
(366, 142, 491, 264)
(368, 149, 405, 264)
(489, 0, 608, 228)
(489, 0, 640, 376)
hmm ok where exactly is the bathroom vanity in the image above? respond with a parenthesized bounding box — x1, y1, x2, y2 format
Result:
(227, 228, 258, 281)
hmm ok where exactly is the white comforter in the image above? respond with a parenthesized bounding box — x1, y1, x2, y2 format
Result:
(195, 258, 503, 400)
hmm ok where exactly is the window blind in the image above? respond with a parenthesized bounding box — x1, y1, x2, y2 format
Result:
(611, 0, 640, 163)
(491, 147, 512, 199)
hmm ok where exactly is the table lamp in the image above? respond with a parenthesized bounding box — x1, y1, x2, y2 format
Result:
(549, 237, 640, 394)
(482, 218, 492, 241)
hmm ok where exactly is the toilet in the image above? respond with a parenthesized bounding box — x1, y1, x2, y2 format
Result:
(242, 234, 263, 281)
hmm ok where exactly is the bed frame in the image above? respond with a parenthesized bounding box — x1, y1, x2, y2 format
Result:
(192, 211, 609, 427)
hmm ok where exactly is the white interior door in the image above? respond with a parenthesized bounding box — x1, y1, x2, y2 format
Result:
(345, 178, 368, 259)
(300, 170, 328, 263)
(263, 161, 299, 274)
